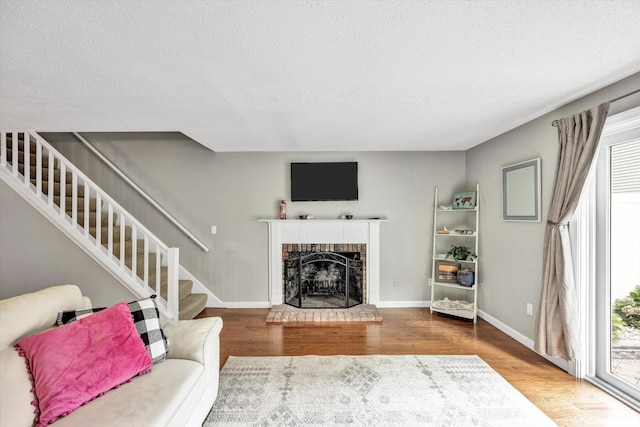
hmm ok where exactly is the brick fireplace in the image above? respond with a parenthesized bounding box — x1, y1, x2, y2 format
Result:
(259, 219, 387, 307)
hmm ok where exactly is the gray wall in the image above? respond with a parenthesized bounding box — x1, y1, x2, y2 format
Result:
(465, 72, 640, 339)
(3, 134, 466, 305)
(0, 181, 135, 305)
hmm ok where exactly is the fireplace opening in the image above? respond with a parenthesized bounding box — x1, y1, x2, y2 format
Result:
(284, 250, 364, 309)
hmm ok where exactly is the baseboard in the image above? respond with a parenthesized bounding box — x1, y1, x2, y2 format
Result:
(223, 301, 430, 309)
(376, 300, 430, 308)
(224, 301, 271, 309)
(477, 309, 570, 373)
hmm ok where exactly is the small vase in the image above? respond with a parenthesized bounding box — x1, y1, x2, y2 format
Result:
(279, 200, 287, 220)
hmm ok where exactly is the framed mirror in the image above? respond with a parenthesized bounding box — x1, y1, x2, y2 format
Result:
(502, 158, 541, 222)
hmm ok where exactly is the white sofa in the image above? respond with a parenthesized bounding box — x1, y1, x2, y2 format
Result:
(0, 285, 223, 427)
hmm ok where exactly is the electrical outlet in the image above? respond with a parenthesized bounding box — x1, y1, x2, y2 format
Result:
(393, 278, 399, 288)
(526, 303, 533, 316)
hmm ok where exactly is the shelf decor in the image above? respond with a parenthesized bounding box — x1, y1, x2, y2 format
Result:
(431, 184, 480, 322)
(435, 260, 460, 284)
(452, 191, 476, 209)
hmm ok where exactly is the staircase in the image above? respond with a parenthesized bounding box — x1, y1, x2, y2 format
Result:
(1, 132, 208, 320)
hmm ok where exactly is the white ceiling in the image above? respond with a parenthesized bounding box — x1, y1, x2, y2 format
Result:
(1, 1, 639, 152)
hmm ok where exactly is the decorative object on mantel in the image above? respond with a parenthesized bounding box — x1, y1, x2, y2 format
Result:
(338, 214, 354, 220)
(279, 200, 287, 220)
(298, 214, 314, 220)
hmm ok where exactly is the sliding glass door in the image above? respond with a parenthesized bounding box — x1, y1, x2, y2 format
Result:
(593, 112, 640, 405)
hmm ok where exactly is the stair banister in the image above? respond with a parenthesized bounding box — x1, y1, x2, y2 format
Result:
(71, 132, 210, 253)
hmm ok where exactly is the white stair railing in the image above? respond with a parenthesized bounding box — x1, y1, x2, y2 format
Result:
(0, 130, 179, 320)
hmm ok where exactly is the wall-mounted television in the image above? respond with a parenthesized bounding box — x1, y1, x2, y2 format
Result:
(290, 162, 358, 202)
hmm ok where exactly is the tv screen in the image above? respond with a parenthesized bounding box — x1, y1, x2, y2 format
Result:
(291, 162, 358, 201)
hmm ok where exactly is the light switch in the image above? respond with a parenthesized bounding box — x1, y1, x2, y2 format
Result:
(211, 225, 217, 234)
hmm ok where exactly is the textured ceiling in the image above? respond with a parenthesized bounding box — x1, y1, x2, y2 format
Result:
(1, 0, 639, 152)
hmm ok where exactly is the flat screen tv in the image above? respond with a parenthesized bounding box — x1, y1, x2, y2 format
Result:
(290, 162, 358, 201)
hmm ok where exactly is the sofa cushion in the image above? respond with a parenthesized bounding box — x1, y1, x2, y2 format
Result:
(0, 285, 87, 349)
(15, 303, 153, 427)
(0, 347, 35, 427)
(53, 359, 205, 427)
(57, 296, 169, 364)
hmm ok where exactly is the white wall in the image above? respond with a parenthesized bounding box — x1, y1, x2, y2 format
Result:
(465, 72, 640, 339)
(4, 133, 467, 305)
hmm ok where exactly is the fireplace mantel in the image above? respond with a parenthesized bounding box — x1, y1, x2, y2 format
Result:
(259, 219, 388, 306)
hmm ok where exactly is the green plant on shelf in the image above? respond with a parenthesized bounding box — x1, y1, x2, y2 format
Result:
(445, 245, 477, 261)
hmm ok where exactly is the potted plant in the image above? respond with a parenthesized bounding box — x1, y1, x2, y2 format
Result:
(445, 245, 477, 261)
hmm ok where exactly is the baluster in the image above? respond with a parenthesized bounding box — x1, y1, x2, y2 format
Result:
(47, 150, 54, 207)
(143, 234, 149, 288)
(35, 139, 42, 197)
(167, 247, 179, 320)
(119, 214, 125, 269)
(59, 162, 66, 217)
(11, 132, 18, 176)
(155, 249, 161, 296)
(131, 226, 137, 280)
(71, 171, 78, 226)
(0, 132, 6, 167)
(95, 193, 102, 248)
(83, 182, 90, 238)
(142, 233, 149, 286)
(23, 133, 30, 186)
(107, 204, 114, 259)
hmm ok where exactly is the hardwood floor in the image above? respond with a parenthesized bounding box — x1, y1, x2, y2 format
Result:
(197, 307, 639, 426)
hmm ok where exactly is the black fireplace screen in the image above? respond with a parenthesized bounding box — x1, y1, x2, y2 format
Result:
(284, 251, 363, 309)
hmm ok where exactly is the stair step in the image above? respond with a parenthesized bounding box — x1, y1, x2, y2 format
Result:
(74, 211, 116, 228)
(5, 138, 36, 151)
(89, 225, 132, 243)
(19, 164, 73, 183)
(146, 266, 177, 289)
(158, 280, 193, 302)
(178, 293, 207, 320)
(111, 250, 158, 277)
(110, 239, 146, 257)
(6, 148, 58, 168)
(55, 196, 100, 212)
(31, 179, 85, 197)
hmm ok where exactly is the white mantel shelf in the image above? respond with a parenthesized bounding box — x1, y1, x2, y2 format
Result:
(259, 218, 388, 306)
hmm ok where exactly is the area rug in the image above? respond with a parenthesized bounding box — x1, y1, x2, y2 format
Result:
(203, 355, 556, 427)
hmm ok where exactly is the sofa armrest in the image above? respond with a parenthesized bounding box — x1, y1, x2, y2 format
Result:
(162, 317, 223, 365)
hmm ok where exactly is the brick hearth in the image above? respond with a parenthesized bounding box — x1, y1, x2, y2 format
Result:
(266, 304, 382, 324)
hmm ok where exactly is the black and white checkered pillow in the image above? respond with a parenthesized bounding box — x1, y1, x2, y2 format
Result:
(56, 296, 168, 364)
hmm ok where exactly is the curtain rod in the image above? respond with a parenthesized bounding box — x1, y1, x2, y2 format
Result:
(551, 88, 640, 127)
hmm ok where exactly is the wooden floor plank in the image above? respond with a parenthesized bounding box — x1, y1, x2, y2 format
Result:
(197, 307, 639, 426)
